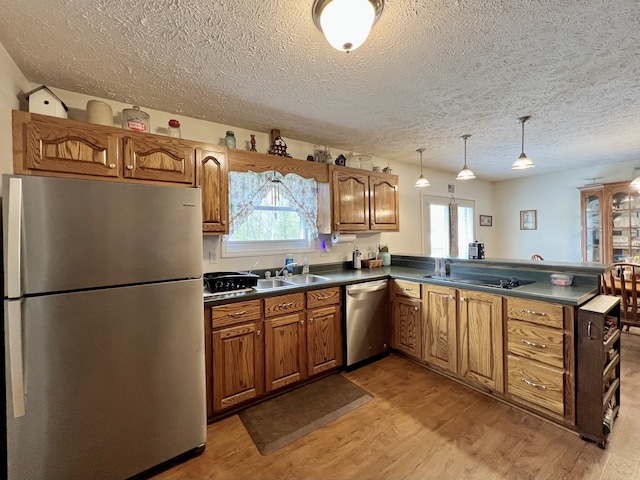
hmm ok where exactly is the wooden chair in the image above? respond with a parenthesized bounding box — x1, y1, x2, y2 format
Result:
(601, 263, 640, 330)
(531, 254, 544, 260)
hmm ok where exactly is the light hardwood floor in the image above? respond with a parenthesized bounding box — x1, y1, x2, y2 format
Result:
(155, 332, 640, 480)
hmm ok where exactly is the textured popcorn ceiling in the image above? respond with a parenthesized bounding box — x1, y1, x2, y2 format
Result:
(1, 0, 639, 181)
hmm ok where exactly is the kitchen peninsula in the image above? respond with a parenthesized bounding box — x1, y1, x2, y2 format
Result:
(204, 255, 619, 448)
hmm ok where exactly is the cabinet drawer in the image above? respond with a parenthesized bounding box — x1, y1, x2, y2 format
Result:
(393, 280, 421, 299)
(507, 354, 564, 415)
(211, 299, 262, 329)
(264, 293, 305, 317)
(507, 319, 564, 369)
(307, 287, 341, 308)
(507, 298, 563, 329)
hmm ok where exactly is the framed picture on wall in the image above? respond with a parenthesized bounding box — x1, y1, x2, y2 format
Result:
(479, 215, 492, 227)
(520, 210, 537, 230)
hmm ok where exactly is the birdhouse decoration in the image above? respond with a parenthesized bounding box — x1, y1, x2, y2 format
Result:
(25, 85, 68, 119)
(268, 129, 292, 157)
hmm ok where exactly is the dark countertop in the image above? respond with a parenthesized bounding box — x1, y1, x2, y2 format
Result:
(203, 264, 599, 307)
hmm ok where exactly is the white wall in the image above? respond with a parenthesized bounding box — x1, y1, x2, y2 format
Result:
(0, 42, 29, 189)
(493, 160, 640, 262)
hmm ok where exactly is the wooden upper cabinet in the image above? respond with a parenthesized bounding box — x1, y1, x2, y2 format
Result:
(15, 110, 120, 178)
(369, 172, 399, 231)
(332, 167, 370, 232)
(197, 147, 229, 235)
(13, 110, 196, 187)
(123, 134, 195, 184)
(330, 165, 399, 233)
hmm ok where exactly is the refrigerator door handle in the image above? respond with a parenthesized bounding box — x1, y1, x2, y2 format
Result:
(7, 177, 23, 298)
(7, 300, 26, 417)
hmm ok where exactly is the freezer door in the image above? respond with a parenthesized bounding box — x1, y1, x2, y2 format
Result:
(4, 279, 206, 480)
(2, 175, 203, 297)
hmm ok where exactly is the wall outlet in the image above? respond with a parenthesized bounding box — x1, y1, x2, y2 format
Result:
(209, 251, 218, 264)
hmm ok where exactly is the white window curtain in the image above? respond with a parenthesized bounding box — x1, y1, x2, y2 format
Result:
(228, 170, 319, 238)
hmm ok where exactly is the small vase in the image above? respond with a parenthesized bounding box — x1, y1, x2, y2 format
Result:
(379, 252, 391, 266)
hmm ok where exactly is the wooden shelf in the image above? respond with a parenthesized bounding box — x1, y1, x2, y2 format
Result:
(603, 377, 620, 410)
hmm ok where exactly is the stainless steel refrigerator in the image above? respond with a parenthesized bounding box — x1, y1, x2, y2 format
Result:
(2, 174, 207, 479)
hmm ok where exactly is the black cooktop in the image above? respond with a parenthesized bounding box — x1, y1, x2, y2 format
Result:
(203, 271, 259, 293)
(424, 274, 535, 289)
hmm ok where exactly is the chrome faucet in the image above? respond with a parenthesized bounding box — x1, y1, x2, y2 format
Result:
(276, 262, 298, 277)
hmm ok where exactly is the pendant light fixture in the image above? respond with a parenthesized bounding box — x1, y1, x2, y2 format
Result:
(414, 148, 430, 187)
(312, 0, 384, 53)
(512, 115, 535, 170)
(456, 134, 475, 180)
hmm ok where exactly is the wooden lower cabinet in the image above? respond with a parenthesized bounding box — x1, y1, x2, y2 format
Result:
(207, 299, 264, 417)
(423, 284, 457, 372)
(505, 297, 575, 425)
(265, 310, 307, 391)
(458, 289, 504, 392)
(391, 280, 422, 358)
(213, 321, 264, 411)
(307, 303, 342, 376)
(206, 287, 343, 419)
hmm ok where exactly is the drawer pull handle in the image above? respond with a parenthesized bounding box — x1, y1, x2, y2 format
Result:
(126, 165, 134, 170)
(522, 377, 547, 390)
(414, 306, 419, 311)
(522, 339, 547, 349)
(278, 302, 294, 308)
(108, 163, 116, 169)
(522, 309, 547, 316)
(228, 310, 247, 317)
(588, 321, 593, 340)
(402, 287, 413, 292)
(317, 295, 331, 300)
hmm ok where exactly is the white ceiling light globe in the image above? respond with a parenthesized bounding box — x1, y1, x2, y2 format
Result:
(320, 0, 376, 52)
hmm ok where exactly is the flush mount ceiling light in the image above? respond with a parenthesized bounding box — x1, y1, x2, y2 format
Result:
(312, 0, 384, 53)
(512, 115, 535, 170)
(456, 134, 475, 180)
(630, 167, 640, 191)
(415, 148, 430, 187)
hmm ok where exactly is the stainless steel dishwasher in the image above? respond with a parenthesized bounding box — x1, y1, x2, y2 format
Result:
(345, 279, 390, 367)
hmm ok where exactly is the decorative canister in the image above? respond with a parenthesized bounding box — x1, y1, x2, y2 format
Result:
(225, 131, 236, 149)
(86, 100, 113, 126)
(122, 106, 150, 132)
(379, 252, 391, 266)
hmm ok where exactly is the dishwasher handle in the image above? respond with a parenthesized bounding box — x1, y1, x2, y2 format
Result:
(347, 280, 388, 295)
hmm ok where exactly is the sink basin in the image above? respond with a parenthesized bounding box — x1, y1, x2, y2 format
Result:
(253, 278, 292, 291)
(284, 274, 331, 285)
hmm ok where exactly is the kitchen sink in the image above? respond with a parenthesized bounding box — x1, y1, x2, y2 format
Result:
(253, 278, 292, 291)
(284, 274, 331, 285)
(253, 274, 331, 291)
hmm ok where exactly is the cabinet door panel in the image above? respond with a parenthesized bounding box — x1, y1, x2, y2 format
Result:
(212, 322, 264, 411)
(197, 148, 229, 234)
(265, 312, 306, 391)
(307, 305, 341, 376)
(392, 297, 422, 358)
(123, 136, 195, 184)
(369, 174, 399, 231)
(24, 115, 120, 177)
(459, 290, 503, 392)
(332, 170, 369, 231)
(424, 286, 457, 372)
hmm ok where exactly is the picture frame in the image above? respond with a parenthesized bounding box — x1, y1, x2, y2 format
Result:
(479, 215, 492, 227)
(520, 210, 537, 230)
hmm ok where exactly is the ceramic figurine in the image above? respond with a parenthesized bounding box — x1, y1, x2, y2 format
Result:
(250, 134, 257, 152)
